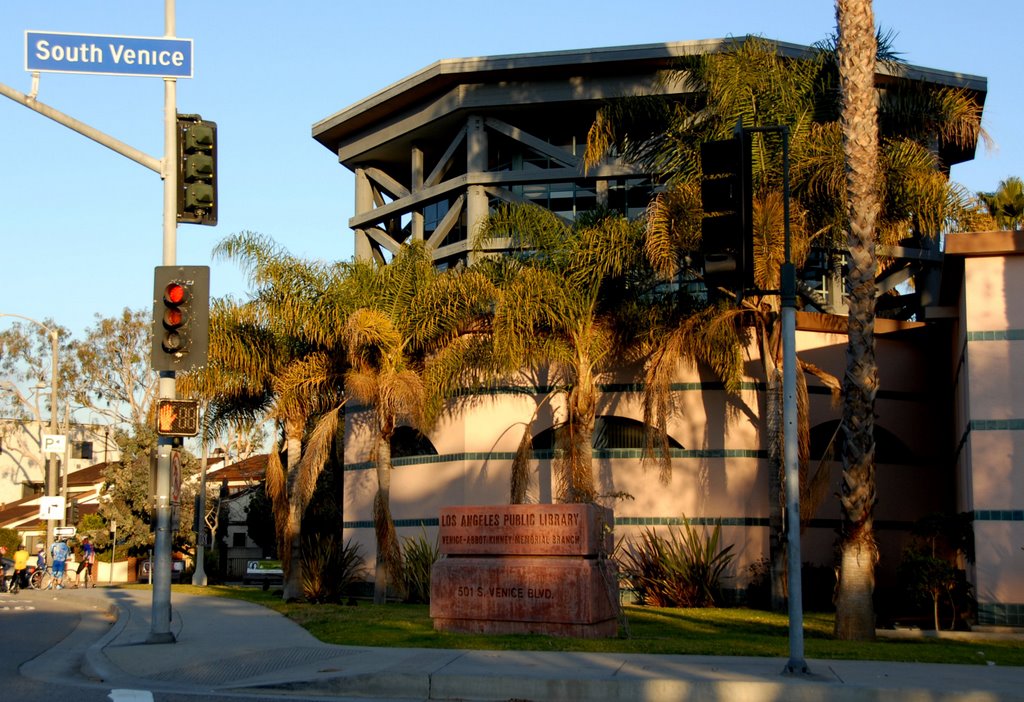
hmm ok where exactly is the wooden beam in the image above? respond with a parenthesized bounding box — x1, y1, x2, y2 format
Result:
(484, 117, 579, 167)
(426, 194, 465, 249)
(425, 126, 467, 188)
(365, 167, 410, 199)
(349, 163, 642, 229)
(364, 226, 403, 254)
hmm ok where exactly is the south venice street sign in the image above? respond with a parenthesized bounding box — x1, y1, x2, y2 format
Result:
(25, 31, 193, 78)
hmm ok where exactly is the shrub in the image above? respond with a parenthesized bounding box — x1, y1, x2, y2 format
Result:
(399, 529, 440, 604)
(301, 535, 368, 603)
(618, 518, 735, 607)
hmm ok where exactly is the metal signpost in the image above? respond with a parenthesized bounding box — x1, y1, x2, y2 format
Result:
(1, 0, 202, 644)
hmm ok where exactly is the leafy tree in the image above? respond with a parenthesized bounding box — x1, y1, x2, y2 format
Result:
(243, 483, 277, 557)
(69, 308, 158, 427)
(0, 317, 72, 425)
(99, 427, 200, 558)
(0, 527, 19, 554)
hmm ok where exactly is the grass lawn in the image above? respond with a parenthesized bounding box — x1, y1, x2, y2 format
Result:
(167, 585, 1024, 667)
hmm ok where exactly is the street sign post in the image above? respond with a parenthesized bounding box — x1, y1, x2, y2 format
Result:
(42, 433, 66, 454)
(25, 31, 193, 78)
(38, 496, 65, 520)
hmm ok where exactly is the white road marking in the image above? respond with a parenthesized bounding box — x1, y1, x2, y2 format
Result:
(109, 690, 154, 702)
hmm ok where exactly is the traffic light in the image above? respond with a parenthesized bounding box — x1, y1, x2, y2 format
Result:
(176, 114, 217, 226)
(155, 399, 201, 437)
(151, 265, 210, 372)
(700, 133, 753, 293)
(70, 498, 79, 525)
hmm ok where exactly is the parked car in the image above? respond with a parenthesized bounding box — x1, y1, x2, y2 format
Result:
(137, 559, 185, 584)
(243, 559, 283, 589)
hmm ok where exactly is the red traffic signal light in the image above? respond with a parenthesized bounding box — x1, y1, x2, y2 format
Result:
(161, 283, 188, 353)
(152, 266, 210, 372)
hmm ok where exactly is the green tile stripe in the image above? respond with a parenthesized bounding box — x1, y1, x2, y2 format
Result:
(348, 382, 924, 414)
(344, 448, 766, 472)
(973, 510, 1024, 522)
(966, 329, 1024, 341)
(970, 419, 1024, 431)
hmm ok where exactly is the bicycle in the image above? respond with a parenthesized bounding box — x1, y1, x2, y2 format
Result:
(29, 564, 55, 590)
(29, 564, 78, 589)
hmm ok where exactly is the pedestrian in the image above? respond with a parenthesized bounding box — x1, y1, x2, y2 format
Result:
(13, 544, 29, 590)
(75, 536, 96, 588)
(50, 538, 70, 589)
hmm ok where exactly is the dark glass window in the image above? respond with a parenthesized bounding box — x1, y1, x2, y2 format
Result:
(532, 415, 683, 450)
(391, 426, 439, 458)
(72, 442, 93, 460)
(808, 420, 916, 464)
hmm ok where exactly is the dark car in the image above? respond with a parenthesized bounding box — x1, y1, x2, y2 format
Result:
(137, 559, 185, 584)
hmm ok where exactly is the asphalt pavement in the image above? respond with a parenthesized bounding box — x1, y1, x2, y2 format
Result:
(14, 586, 1024, 701)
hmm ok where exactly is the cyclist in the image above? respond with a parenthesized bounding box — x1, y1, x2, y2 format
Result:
(75, 536, 96, 588)
(13, 544, 29, 591)
(50, 538, 69, 589)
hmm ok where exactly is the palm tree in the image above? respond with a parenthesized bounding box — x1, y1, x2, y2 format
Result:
(978, 177, 1024, 230)
(586, 34, 985, 615)
(180, 232, 347, 601)
(476, 204, 652, 504)
(834, 0, 881, 641)
(337, 242, 495, 603)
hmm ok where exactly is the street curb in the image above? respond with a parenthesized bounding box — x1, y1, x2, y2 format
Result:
(81, 600, 131, 683)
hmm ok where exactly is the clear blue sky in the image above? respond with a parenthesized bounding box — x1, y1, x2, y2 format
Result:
(2, 1, 1020, 339)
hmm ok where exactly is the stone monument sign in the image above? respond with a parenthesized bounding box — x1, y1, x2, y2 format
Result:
(430, 503, 619, 637)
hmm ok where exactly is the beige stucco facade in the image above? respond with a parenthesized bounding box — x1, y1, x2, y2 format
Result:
(947, 232, 1024, 624)
(315, 39, 1022, 625)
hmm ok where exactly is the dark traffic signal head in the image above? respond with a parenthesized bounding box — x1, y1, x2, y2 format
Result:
(176, 114, 217, 226)
(151, 266, 210, 372)
(700, 134, 753, 294)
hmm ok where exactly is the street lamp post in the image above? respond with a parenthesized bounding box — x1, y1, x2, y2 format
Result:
(0, 312, 60, 553)
(734, 125, 808, 676)
(109, 519, 117, 585)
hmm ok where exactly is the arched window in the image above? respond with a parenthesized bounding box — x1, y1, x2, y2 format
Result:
(390, 426, 439, 458)
(808, 420, 916, 464)
(532, 415, 683, 450)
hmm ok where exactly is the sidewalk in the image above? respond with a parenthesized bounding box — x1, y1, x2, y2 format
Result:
(38, 587, 1024, 701)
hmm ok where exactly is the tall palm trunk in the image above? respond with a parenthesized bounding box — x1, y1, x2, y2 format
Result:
(373, 418, 402, 604)
(835, 0, 881, 640)
(281, 418, 305, 601)
(563, 351, 598, 503)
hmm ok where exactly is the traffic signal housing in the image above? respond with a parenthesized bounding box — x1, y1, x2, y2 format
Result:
(151, 265, 210, 372)
(177, 114, 217, 226)
(700, 134, 753, 293)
